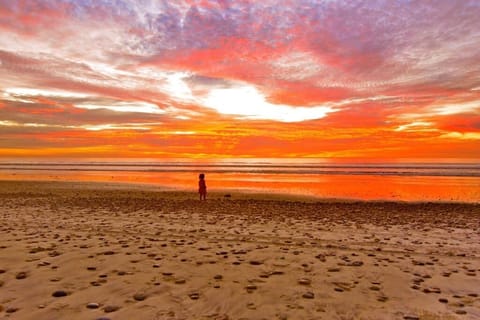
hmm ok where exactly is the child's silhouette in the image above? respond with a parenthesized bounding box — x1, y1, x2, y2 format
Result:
(198, 173, 207, 200)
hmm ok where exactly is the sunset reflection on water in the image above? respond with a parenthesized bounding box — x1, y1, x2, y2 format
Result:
(1, 170, 478, 202)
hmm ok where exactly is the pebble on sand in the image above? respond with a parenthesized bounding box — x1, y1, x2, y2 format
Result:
(87, 302, 100, 309)
(245, 284, 257, 292)
(15, 272, 27, 280)
(298, 278, 311, 285)
(52, 290, 68, 297)
(133, 293, 148, 301)
(302, 292, 315, 299)
(6, 307, 18, 313)
(188, 292, 200, 300)
(103, 305, 120, 313)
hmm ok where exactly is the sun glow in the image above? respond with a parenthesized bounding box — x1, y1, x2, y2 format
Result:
(203, 85, 337, 122)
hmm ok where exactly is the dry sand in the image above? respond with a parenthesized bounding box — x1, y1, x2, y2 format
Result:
(0, 180, 479, 320)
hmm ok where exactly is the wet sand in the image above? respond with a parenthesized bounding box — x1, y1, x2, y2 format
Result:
(0, 180, 479, 320)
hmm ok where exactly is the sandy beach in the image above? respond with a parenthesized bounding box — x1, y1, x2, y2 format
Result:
(0, 180, 479, 320)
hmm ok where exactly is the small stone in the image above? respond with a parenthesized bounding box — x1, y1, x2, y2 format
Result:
(15, 272, 27, 279)
(6, 307, 18, 313)
(87, 266, 97, 271)
(103, 305, 120, 313)
(298, 278, 311, 285)
(133, 293, 147, 301)
(162, 272, 173, 276)
(87, 302, 100, 309)
(369, 286, 381, 291)
(48, 250, 62, 257)
(250, 260, 263, 265)
(302, 292, 315, 299)
(175, 278, 186, 284)
(438, 298, 448, 303)
(188, 292, 200, 300)
(52, 290, 68, 297)
(214, 274, 223, 280)
(403, 316, 419, 320)
(334, 287, 344, 292)
(103, 251, 115, 255)
(377, 295, 389, 302)
(327, 268, 341, 272)
(455, 310, 467, 315)
(245, 284, 257, 292)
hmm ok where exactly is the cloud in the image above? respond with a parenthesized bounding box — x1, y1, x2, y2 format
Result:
(202, 85, 337, 122)
(440, 132, 480, 140)
(0, 0, 479, 158)
(75, 101, 165, 115)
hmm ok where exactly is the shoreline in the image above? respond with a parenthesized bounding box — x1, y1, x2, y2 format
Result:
(0, 180, 479, 319)
(0, 179, 479, 205)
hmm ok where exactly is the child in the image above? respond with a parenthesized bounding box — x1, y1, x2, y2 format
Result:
(198, 173, 207, 200)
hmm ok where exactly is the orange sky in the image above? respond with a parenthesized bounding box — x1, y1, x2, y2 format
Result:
(0, 1, 479, 160)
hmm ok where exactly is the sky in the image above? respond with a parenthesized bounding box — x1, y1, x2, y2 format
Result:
(0, 0, 479, 159)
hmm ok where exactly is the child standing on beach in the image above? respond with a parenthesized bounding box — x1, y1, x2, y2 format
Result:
(198, 173, 207, 200)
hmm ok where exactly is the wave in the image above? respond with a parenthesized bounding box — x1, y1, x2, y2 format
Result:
(0, 162, 479, 177)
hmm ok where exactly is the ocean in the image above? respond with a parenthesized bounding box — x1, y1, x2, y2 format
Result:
(0, 159, 479, 202)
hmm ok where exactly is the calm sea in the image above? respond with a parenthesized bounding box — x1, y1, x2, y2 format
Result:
(0, 159, 479, 202)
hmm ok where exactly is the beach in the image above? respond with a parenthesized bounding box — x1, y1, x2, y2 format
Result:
(0, 180, 479, 320)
